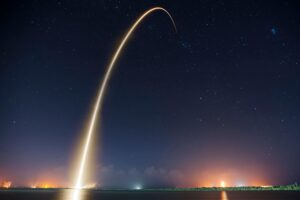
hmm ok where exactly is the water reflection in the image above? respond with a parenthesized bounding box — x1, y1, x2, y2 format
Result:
(57, 189, 90, 200)
(221, 191, 228, 200)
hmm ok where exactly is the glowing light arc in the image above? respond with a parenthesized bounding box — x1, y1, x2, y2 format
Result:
(72, 7, 176, 199)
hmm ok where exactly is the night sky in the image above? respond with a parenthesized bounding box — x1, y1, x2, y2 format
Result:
(1, 0, 300, 188)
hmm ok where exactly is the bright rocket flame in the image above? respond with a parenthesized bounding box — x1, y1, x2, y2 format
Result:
(71, 7, 176, 200)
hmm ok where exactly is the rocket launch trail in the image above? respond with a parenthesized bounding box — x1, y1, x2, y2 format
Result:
(71, 7, 176, 200)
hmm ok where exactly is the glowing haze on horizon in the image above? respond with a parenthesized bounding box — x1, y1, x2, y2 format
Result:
(1, 166, 270, 188)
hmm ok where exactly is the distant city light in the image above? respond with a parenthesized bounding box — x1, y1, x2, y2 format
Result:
(261, 185, 273, 188)
(220, 181, 226, 188)
(236, 181, 245, 187)
(134, 184, 142, 190)
(30, 182, 55, 189)
(2, 181, 12, 188)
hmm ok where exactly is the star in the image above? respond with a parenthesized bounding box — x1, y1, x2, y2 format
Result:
(271, 27, 277, 35)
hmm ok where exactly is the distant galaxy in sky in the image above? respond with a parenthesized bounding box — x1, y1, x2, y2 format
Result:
(0, 0, 300, 188)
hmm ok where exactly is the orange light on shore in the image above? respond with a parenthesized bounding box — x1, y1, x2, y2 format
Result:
(31, 182, 56, 189)
(261, 185, 273, 188)
(220, 180, 226, 188)
(2, 181, 12, 188)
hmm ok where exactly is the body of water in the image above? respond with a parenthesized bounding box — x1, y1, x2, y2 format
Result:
(1, 190, 300, 200)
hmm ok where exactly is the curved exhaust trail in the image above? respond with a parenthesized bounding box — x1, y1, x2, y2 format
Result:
(71, 7, 176, 200)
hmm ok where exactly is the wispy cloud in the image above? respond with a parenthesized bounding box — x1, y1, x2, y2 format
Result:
(95, 164, 186, 188)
